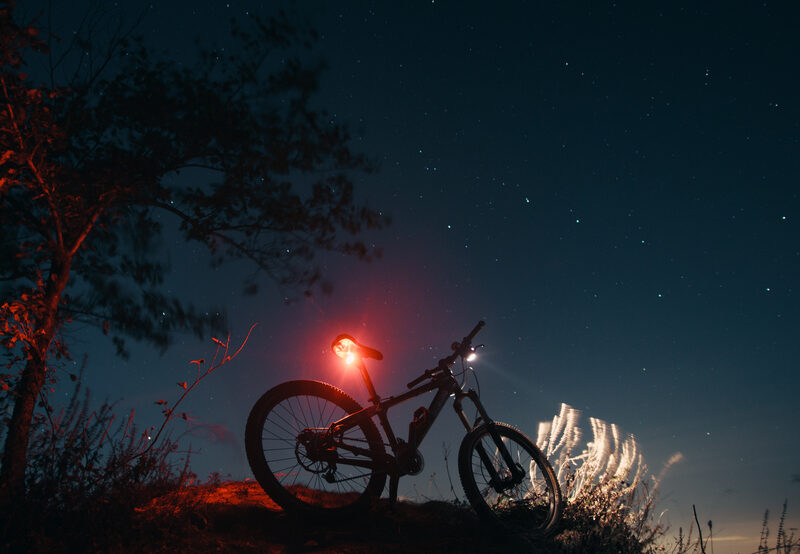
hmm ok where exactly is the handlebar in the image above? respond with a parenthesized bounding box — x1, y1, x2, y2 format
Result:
(406, 320, 485, 389)
(464, 320, 486, 343)
(443, 320, 485, 365)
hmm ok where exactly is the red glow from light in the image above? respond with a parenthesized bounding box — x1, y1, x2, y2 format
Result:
(332, 336, 359, 364)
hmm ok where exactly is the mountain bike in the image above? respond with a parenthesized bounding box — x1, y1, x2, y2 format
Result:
(245, 321, 563, 536)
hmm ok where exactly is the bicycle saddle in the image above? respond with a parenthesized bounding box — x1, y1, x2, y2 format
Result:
(331, 334, 383, 361)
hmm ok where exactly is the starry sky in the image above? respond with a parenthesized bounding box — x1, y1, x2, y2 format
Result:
(22, 2, 799, 552)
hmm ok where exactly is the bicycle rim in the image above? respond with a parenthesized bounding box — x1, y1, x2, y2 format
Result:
(459, 422, 562, 536)
(246, 380, 386, 514)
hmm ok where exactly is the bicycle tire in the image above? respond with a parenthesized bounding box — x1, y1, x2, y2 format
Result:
(458, 422, 562, 537)
(245, 379, 387, 516)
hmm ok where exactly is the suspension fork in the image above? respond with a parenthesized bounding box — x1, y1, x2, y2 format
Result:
(453, 390, 525, 491)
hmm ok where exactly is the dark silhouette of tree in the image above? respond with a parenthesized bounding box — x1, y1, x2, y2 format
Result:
(0, 2, 385, 497)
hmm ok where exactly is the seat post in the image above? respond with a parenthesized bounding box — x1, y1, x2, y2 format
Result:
(356, 359, 381, 404)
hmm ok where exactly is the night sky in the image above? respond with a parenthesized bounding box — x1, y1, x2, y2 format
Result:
(24, 2, 799, 552)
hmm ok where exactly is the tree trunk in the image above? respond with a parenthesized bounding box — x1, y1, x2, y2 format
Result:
(0, 254, 70, 499)
(0, 355, 47, 497)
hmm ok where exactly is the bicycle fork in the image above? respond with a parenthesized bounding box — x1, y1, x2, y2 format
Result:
(453, 390, 525, 493)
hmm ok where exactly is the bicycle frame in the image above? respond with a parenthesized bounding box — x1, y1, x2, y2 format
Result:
(246, 320, 561, 533)
(324, 356, 524, 502)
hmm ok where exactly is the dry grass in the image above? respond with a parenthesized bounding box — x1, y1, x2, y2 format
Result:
(533, 403, 677, 551)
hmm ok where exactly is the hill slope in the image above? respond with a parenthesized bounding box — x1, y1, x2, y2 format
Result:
(131, 480, 527, 553)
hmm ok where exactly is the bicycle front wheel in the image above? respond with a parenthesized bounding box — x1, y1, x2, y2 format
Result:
(245, 380, 387, 516)
(458, 422, 562, 537)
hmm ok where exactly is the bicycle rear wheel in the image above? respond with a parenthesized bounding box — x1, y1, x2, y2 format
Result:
(245, 379, 387, 516)
(458, 422, 562, 537)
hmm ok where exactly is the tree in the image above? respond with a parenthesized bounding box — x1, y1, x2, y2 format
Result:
(0, 2, 385, 496)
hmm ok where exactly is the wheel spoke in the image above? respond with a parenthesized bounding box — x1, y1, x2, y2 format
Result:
(459, 423, 561, 536)
(246, 381, 386, 513)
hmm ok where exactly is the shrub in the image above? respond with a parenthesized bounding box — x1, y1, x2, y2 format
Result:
(536, 403, 683, 552)
(0, 372, 192, 552)
(0, 329, 254, 552)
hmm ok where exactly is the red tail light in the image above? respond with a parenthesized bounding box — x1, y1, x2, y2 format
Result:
(332, 335, 359, 364)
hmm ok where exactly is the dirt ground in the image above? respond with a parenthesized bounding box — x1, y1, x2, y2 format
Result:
(131, 480, 541, 553)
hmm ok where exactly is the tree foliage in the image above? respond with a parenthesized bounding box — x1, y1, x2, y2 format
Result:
(0, 1, 385, 495)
